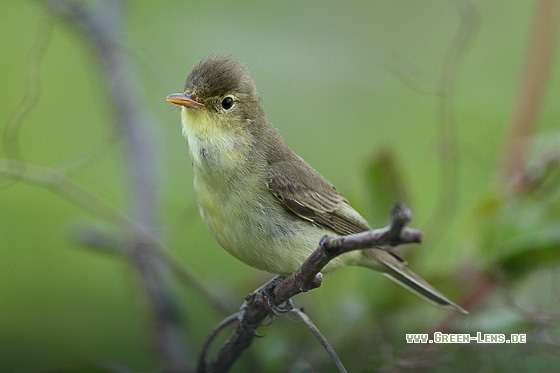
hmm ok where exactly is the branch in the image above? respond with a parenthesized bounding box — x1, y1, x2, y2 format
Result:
(197, 313, 240, 372)
(290, 307, 347, 373)
(42, 1, 190, 370)
(273, 203, 420, 301)
(499, 0, 560, 194)
(200, 203, 420, 372)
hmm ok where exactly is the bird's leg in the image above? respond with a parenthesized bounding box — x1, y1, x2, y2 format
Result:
(271, 298, 294, 316)
(241, 275, 294, 326)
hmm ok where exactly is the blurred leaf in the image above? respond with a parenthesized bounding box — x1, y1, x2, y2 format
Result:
(364, 148, 410, 227)
(469, 145, 560, 280)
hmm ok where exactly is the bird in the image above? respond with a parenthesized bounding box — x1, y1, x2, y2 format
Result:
(167, 55, 466, 313)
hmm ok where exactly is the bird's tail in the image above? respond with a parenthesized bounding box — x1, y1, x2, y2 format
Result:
(358, 248, 468, 314)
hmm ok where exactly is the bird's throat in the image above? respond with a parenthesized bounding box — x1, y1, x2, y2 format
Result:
(180, 107, 253, 173)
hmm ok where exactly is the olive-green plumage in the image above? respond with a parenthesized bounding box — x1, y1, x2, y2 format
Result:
(167, 55, 466, 314)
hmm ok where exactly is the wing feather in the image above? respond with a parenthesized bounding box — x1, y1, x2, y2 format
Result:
(265, 157, 371, 236)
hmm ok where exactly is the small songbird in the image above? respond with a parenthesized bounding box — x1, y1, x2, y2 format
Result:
(167, 55, 466, 313)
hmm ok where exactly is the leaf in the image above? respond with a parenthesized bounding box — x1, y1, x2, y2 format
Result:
(364, 148, 411, 228)
(468, 146, 560, 280)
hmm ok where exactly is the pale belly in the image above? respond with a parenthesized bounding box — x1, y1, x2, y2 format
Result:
(194, 173, 347, 275)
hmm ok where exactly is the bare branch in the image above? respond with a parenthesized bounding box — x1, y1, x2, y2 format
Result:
(273, 203, 420, 301)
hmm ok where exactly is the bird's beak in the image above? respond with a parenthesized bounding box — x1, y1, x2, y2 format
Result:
(166, 92, 206, 109)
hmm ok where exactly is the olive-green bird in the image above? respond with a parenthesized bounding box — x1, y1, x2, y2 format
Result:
(167, 55, 466, 313)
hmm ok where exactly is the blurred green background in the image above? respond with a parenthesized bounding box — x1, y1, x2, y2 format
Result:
(1, 1, 559, 372)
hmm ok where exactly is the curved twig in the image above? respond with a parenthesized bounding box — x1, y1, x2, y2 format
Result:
(197, 313, 240, 373)
(290, 307, 347, 373)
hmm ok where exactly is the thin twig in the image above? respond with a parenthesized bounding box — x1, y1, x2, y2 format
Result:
(1, 13, 54, 189)
(290, 307, 347, 373)
(388, 0, 480, 238)
(3, 14, 53, 162)
(197, 313, 240, 373)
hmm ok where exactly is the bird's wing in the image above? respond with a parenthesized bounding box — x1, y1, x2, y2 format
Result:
(263, 130, 466, 313)
(265, 154, 372, 236)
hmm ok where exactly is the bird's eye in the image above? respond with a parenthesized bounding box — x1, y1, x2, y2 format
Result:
(221, 96, 234, 110)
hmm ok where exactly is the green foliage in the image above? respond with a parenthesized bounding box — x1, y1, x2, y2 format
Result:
(470, 145, 560, 280)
